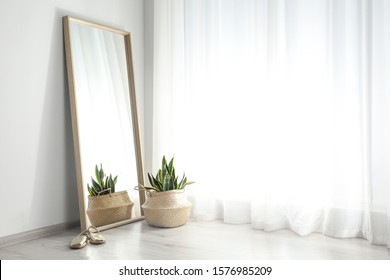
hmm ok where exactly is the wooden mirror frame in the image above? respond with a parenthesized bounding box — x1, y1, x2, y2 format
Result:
(63, 16, 145, 231)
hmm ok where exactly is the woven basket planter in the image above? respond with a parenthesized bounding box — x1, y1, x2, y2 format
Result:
(86, 190, 133, 227)
(142, 189, 191, 228)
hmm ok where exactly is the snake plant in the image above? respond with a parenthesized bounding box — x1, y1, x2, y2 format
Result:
(87, 164, 118, 196)
(144, 156, 194, 192)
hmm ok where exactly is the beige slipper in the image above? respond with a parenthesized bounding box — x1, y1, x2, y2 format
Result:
(69, 229, 89, 249)
(87, 226, 106, 245)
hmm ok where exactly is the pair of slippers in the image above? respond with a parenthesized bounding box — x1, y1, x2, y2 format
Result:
(69, 226, 105, 249)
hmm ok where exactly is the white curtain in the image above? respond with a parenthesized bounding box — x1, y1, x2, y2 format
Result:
(151, 0, 390, 247)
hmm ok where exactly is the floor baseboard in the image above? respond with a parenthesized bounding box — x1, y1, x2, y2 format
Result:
(0, 221, 79, 248)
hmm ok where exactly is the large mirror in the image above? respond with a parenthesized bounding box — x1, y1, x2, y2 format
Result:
(63, 16, 145, 230)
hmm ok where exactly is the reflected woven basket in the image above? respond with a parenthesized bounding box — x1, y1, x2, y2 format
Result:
(142, 189, 191, 228)
(87, 190, 133, 227)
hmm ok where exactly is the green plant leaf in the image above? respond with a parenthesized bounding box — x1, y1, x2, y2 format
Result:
(162, 156, 167, 167)
(87, 164, 118, 196)
(157, 169, 162, 182)
(145, 156, 194, 192)
(170, 175, 175, 190)
(172, 167, 176, 183)
(182, 177, 187, 189)
(107, 176, 111, 190)
(111, 175, 115, 191)
(153, 176, 164, 191)
(143, 185, 160, 192)
(102, 176, 107, 189)
(111, 175, 116, 193)
(178, 173, 185, 189)
(95, 165, 101, 185)
(162, 158, 168, 179)
(99, 164, 105, 185)
(87, 184, 93, 196)
(163, 174, 173, 191)
(148, 173, 155, 187)
(92, 178, 102, 190)
(148, 173, 163, 191)
(168, 157, 174, 174)
(92, 184, 101, 195)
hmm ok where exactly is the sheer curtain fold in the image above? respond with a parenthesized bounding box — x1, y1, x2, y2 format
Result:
(152, 0, 390, 247)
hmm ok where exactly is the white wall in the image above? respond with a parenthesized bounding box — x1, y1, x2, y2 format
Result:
(0, 0, 144, 238)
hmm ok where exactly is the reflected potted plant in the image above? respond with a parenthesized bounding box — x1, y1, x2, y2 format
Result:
(86, 164, 134, 227)
(139, 156, 194, 228)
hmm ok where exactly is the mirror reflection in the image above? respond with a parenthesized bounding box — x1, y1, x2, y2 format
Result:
(63, 16, 144, 230)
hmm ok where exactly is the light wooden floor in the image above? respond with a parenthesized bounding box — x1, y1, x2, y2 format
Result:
(0, 219, 389, 260)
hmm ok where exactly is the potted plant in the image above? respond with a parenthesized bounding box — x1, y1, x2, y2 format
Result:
(139, 156, 194, 228)
(86, 164, 134, 227)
